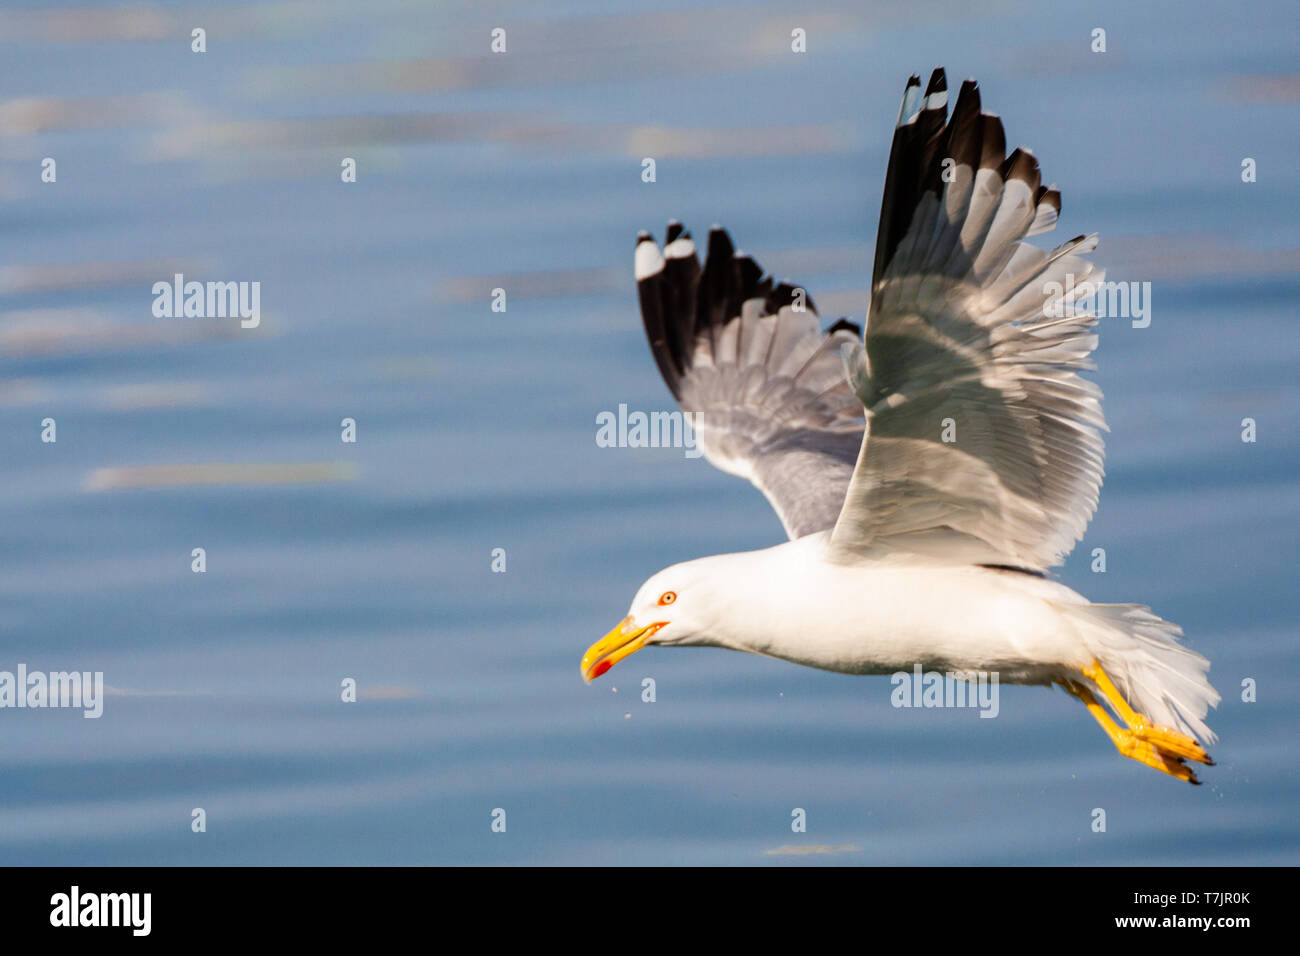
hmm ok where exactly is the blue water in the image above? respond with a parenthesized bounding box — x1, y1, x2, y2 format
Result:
(1, 0, 1297, 864)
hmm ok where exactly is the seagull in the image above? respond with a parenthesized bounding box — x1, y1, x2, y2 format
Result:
(580, 69, 1219, 783)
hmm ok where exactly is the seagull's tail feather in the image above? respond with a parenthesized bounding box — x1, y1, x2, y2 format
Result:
(1061, 601, 1219, 745)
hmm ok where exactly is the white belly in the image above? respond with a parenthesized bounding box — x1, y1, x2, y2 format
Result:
(721, 536, 1092, 683)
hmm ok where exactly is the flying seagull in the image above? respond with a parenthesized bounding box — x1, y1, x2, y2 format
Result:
(581, 69, 1218, 783)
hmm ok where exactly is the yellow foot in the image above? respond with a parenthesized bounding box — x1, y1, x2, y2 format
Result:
(1058, 675, 1208, 785)
(1080, 661, 1214, 768)
(1113, 728, 1200, 785)
(1130, 719, 1214, 766)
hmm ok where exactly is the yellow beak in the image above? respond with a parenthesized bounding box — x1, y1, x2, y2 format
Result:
(581, 617, 665, 683)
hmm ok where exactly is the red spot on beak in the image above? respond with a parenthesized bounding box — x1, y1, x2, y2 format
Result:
(590, 660, 613, 679)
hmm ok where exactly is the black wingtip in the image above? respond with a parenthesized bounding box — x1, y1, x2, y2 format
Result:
(1001, 147, 1041, 190)
(705, 225, 734, 260)
(1036, 186, 1061, 214)
(954, 80, 980, 116)
(978, 113, 1006, 170)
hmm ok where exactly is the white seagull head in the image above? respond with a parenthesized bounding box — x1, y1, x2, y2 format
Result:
(581, 558, 730, 682)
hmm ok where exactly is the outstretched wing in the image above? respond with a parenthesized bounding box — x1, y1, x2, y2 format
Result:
(832, 69, 1107, 570)
(635, 222, 864, 539)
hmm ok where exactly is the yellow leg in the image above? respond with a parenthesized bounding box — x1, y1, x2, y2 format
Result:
(1080, 661, 1214, 766)
(1058, 679, 1201, 785)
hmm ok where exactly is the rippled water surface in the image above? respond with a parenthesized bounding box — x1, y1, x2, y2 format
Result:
(1, 0, 1297, 864)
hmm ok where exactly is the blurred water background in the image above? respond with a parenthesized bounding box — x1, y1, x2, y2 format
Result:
(1, 0, 1297, 864)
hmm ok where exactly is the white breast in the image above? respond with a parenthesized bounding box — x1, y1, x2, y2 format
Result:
(708, 533, 1092, 682)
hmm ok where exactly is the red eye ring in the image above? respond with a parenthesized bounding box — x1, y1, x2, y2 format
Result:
(657, 591, 676, 606)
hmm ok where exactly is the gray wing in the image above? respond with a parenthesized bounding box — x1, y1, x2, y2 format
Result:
(831, 69, 1107, 570)
(635, 223, 864, 539)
